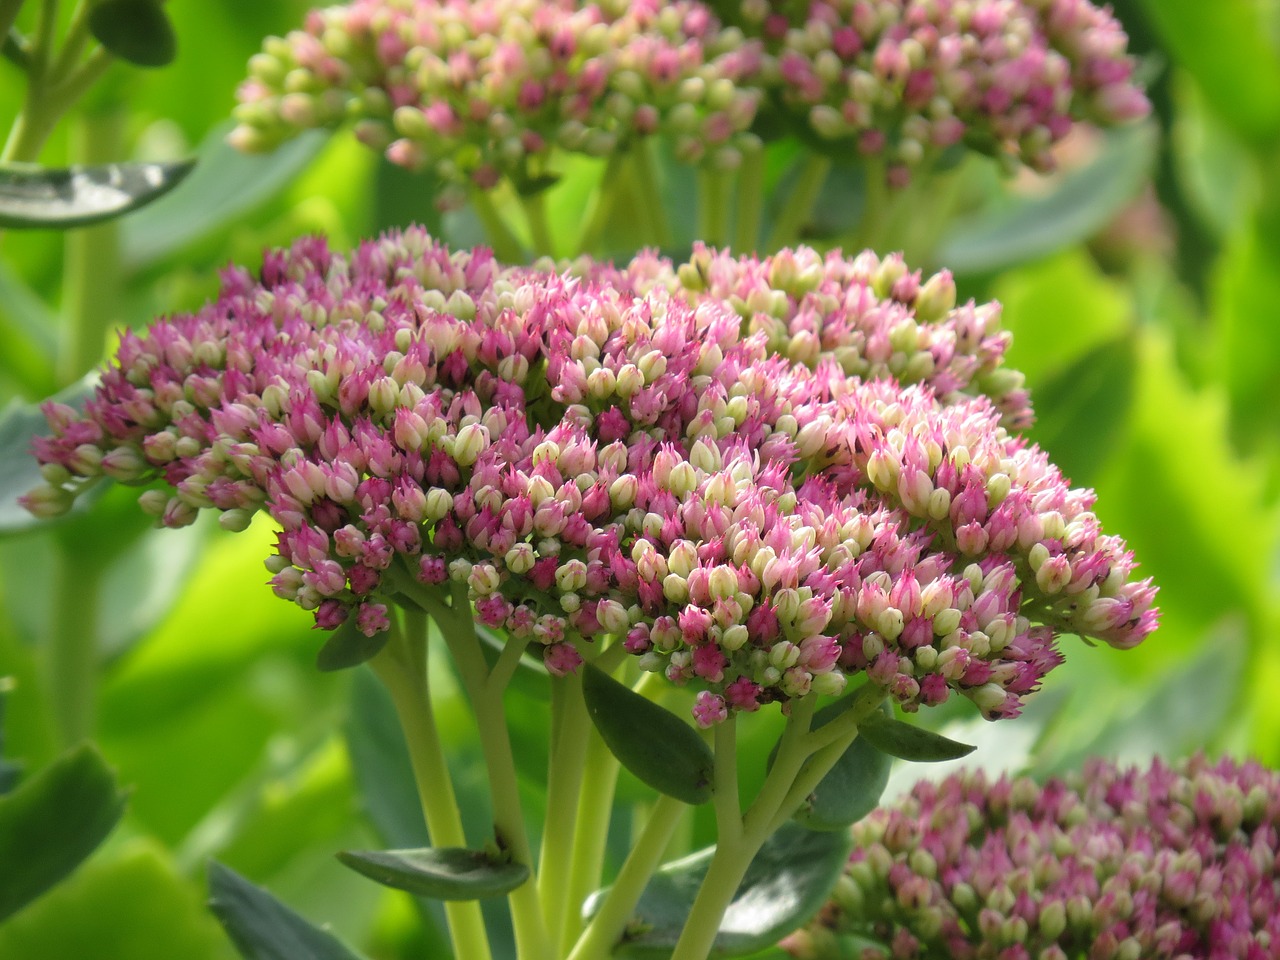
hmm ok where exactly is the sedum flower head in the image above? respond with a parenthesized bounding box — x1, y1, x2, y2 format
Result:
(23, 227, 1155, 723)
(788, 754, 1280, 960)
(231, 0, 764, 188)
(715, 0, 1149, 183)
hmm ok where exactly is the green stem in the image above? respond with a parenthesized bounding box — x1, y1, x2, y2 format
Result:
(765, 154, 831, 252)
(733, 148, 765, 254)
(521, 190, 556, 259)
(577, 153, 624, 255)
(0, 0, 26, 53)
(848, 156, 890, 253)
(538, 672, 591, 950)
(369, 613, 493, 960)
(630, 140, 671, 250)
(470, 188, 527, 263)
(697, 167, 731, 249)
(710, 717, 741, 845)
(563, 793, 687, 960)
(58, 107, 122, 385)
(559, 723, 620, 950)
(3, 46, 112, 162)
(46, 0, 90, 85)
(438, 585, 554, 960)
(44, 537, 102, 746)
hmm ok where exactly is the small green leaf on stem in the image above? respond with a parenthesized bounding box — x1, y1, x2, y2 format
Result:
(586, 823, 852, 958)
(0, 743, 127, 922)
(856, 710, 975, 763)
(88, 0, 177, 68)
(581, 663, 714, 806)
(336, 847, 530, 901)
(207, 861, 365, 960)
(314, 619, 390, 673)
(0, 159, 195, 229)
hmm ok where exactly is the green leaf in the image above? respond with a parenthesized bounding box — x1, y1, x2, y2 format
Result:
(0, 742, 127, 922)
(581, 664, 714, 806)
(793, 698, 893, 832)
(88, 0, 177, 68)
(586, 823, 852, 958)
(207, 861, 365, 960)
(855, 711, 975, 763)
(121, 122, 330, 271)
(0, 680, 21, 794)
(0, 160, 194, 229)
(1027, 334, 1137, 485)
(935, 124, 1157, 275)
(315, 620, 390, 673)
(336, 847, 530, 901)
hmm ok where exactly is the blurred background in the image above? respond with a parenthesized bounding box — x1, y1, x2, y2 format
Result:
(2, 1, 1279, 957)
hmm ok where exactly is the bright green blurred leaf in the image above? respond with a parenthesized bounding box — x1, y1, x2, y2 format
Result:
(936, 124, 1157, 275)
(0, 742, 127, 922)
(337, 847, 530, 900)
(208, 861, 366, 960)
(586, 823, 851, 958)
(0, 161, 194, 229)
(1136, 0, 1280, 144)
(0, 842, 224, 959)
(88, 0, 178, 68)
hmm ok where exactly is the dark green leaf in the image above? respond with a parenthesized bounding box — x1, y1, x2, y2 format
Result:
(586, 823, 852, 958)
(856, 711, 975, 763)
(121, 122, 329, 271)
(1028, 334, 1137, 485)
(935, 124, 1157, 275)
(337, 847, 530, 901)
(315, 620, 390, 673)
(0, 376, 108, 536)
(207, 861, 365, 960)
(794, 699, 894, 831)
(0, 160, 194, 229)
(0, 742, 127, 922)
(581, 664, 714, 806)
(88, 0, 177, 68)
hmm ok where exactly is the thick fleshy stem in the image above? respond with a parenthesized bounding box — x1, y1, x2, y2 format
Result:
(368, 612, 493, 960)
(469, 188, 527, 263)
(577, 154, 624, 254)
(559, 711, 621, 949)
(766, 154, 831, 251)
(45, 535, 102, 746)
(733, 149, 765, 254)
(520, 190, 557, 259)
(670, 689, 884, 960)
(629, 141, 671, 250)
(697, 167, 731, 250)
(436, 581, 554, 960)
(563, 793, 687, 960)
(538, 671, 592, 950)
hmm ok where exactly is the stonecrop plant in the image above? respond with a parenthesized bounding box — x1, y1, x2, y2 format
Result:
(21, 1, 1275, 960)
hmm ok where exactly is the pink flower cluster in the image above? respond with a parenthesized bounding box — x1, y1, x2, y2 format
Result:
(230, 0, 764, 188)
(788, 755, 1280, 960)
(230, 0, 1146, 190)
(736, 0, 1149, 182)
(23, 228, 1155, 723)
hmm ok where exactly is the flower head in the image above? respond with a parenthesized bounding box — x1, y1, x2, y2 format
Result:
(788, 754, 1280, 960)
(23, 227, 1155, 722)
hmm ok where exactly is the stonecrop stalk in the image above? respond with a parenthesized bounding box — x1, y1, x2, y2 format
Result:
(788, 755, 1280, 960)
(23, 227, 1157, 960)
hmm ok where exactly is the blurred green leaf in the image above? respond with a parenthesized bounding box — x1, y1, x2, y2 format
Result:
(0, 160, 194, 229)
(582, 663, 714, 806)
(1029, 334, 1137, 486)
(208, 861, 366, 960)
(0, 842, 225, 959)
(121, 123, 329, 271)
(0, 742, 127, 922)
(88, 0, 177, 68)
(586, 823, 851, 958)
(337, 847, 530, 900)
(936, 124, 1157, 275)
(0, 680, 21, 794)
(856, 711, 975, 763)
(1136, 0, 1280, 144)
